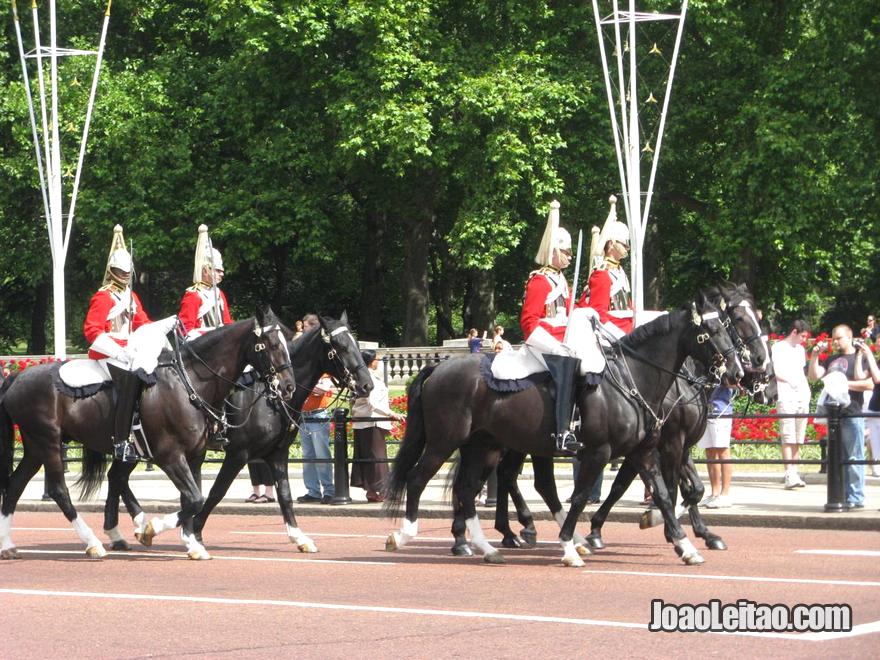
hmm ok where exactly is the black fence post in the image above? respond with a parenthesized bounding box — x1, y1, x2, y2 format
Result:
(824, 403, 845, 512)
(818, 436, 827, 474)
(331, 407, 352, 505)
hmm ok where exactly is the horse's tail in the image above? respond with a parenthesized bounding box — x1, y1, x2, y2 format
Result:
(383, 364, 437, 518)
(0, 374, 18, 503)
(75, 448, 107, 501)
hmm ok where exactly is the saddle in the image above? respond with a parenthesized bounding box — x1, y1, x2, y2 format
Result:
(53, 359, 156, 400)
(479, 354, 551, 393)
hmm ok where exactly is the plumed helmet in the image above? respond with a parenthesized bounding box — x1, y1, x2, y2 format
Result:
(602, 220, 630, 248)
(102, 224, 131, 286)
(534, 200, 572, 266)
(192, 224, 225, 284)
(108, 248, 132, 272)
(590, 196, 630, 273)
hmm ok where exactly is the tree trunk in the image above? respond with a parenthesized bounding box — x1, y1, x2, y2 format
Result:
(401, 211, 431, 346)
(28, 279, 49, 354)
(358, 209, 387, 340)
(463, 268, 495, 337)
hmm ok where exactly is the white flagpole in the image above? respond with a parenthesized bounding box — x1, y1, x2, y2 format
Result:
(591, 0, 629, 223)
(64, 0, 112, 254)
(10, 0, 50, 229)
(627, 0, 642, 314)
(640, 0, 689, 245)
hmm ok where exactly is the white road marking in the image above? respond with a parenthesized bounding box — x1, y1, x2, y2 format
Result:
(18, 549, 391, 565)
(1, 588, 877, 641)
(796, 549, 880, 558)
(582, 569, 880, 588)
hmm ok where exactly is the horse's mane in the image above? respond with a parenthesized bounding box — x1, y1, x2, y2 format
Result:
(187, 318, 253, 352)
(621, 308, 685, 349)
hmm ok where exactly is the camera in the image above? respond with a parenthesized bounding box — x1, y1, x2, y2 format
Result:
(854, 339, 865, 349)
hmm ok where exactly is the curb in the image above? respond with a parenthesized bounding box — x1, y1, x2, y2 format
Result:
(16, 499, 880, 532)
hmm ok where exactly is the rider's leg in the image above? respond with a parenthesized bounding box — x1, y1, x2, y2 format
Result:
(543, 354, 583, 454)
(107, 364, 142, 463)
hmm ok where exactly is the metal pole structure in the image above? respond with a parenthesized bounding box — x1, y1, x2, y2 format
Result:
(10, 0, 111, 359)
(331, 407, 352, 504)
(824, 404, 845, 512)
(591, 1, 689, 316)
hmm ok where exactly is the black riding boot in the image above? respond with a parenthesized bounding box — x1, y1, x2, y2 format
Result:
(543, 354, 584, 455)
(107, 364, 143, 463)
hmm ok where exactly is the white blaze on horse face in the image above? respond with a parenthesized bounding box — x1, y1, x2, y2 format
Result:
(0, 513, 14, 551)
(739, 301, 770, 369)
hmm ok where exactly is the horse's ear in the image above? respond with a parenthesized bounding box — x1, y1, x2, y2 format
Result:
(340, 310, 349, 324)
(691, 303, 702, 326)
(253, 318, 263, 337)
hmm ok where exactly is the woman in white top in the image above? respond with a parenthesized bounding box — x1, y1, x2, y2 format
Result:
(771, 320, 811, 488)
(351, 350, 405, 502)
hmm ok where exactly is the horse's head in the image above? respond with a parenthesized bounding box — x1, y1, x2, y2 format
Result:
(713, 282, 770, 373)
(318, 311, 373, 398)
(250, 306, 296, 401)
(689, 292, 744, 387)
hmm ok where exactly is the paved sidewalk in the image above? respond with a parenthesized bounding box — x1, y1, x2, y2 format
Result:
(14, 465, 880, 531)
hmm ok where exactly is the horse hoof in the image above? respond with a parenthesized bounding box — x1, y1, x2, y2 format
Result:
(297, 542, 318, 553)
(705, 538, 727, 551)
(1, 547, 21, 560)
(451, 544, 474, 557)
(519, 529, 538, 547)
(483, 551, 505, 565)
(110, 540, 131, 552)
(575, 543, 591, 557)
(682, 552, 705, 566)
(86, 544, 107, 559)
(137, 522, 156, 547)
(187, 549, 212, 560)
(585, 534, 605, 550)
(385, 533, 399, 552)
(562, 555, 585, 568)
(500, 536, 522, 549)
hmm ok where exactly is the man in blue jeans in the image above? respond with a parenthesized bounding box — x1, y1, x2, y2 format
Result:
(809, 324, 873, 510)
(297, 371, 336, 504)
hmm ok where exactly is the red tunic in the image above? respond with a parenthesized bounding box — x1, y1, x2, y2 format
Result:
(83, 287, 151, 358)
(582, 268, 633, 335)
(520, 268, 573, 342)
(178, 287, 232, 334)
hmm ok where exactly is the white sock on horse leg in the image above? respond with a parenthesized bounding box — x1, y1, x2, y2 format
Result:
(149, 511, 179, 536)
(464, 516, 496, 556)
(0, 513, 14, 551)
(673, 535, 698, 557)
(554, 510, 587, 547)
(132, 511, 146, 535)
(72, 516, 102, 550)
(105, 526, 125, 543)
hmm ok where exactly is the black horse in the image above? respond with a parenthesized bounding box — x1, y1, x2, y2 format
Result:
(475, 283, 776, 556)
(384, 293, 742, 566)
(94, 313, 372, 556)
(0, 308, 295, 560)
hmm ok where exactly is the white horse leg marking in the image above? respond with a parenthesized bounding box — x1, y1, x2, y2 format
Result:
(285, 524, 318, 553)
(554, 510, 590, 555)
(673, 535, 705, 565)
(387, 518, 419, 550)
(0, 513, 15, 552)
(464, 516, 498, 558)
(180, 528, 211, 561)
(561, 539, 585, 567)
(148, 511, 179, 537)
(132, 511, 146, 538)
(72, 516, 107, 558)
(105, 526, 125, 544)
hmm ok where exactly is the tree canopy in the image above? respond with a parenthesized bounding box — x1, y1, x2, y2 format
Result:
(0, 0, 876, 353)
